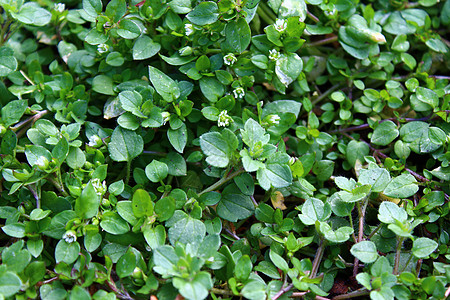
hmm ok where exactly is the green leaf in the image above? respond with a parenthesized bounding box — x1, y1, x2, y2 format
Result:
(222, 18, 251, 54)
(162, 152, 187, 176)
(298, 198, 331, 225)
(378, 201, 407, 224)
(92, 75, 115, 95)
(83, 0, 102, 17)
(0, 47, 18, 77)
(133, 36, 161, 60)
(412, 237, 438, 258)
(25, 145, 52, 167)
(200, 131, 233, 168)
(67, 147, 86, 169)
(319, 222, 353, 243)
(275, 53, 303, 87)
(108, 126, 143, 162)
(0, 223, 24, 238)
(358, 167, 391, 192)
(186, 1, 219, 25)
(84, 230, 102, 252)
(0, 271, 22, 297)
(279, 0, 307, 21)
(1, 99, 27, 127)
(168, 212, 206, 245)
(371, 121, 399, 146)
(132, 189, 154, 217)
(12, 3, 51, 26)
(269, 250, 289, 273)
(241, 280, 266, 300)
(55, 240, 81, 264)
(235, 255, 252, 281)
(155, 197, 176, 221)
(350, 241, 379, 263)
(217, 189, 255, 222)
(145, 160, 169, 183)
(346, 140, 369, 167)
(75, 181, 100, 219)
(167, 123, 187, 153)
(116, 249, 137, 278)
(100, 212, 130, 235)
(149, 66, 180, 102)
(143, 225, 166, 250)
(383, 173, 418, 198)
(117, 19, 141, 39)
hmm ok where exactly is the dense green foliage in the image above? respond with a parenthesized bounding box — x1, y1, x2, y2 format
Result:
(0, 0, 449, 299)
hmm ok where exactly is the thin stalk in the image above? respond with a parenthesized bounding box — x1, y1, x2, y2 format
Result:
(256, 6, 274, 25)
(307, 11, 320, 23)
(272, 283, 293, 300)
(125, 161, 131, 185)
(332, 288, 370, 300)
(393, 237, 405, 275)
(311, 84, 340, 106)
(310, 238, 326, 278)
(307, 35, 338, 47)
(258, 1, 277, 23)
(47, 177, 69, 197)
(0, 17, 12, 45)
(198, 168, 244, 196)
(367, 223, 383, 240)
(27, 185, 40, 209)
(400, 253, 414, 273)
(348, 213, 357, 243)
(211, 287, 235, 296)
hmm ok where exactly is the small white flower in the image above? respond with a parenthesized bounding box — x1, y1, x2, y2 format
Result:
(259, 101, 264, 108)
(62, 230, 77, 243)
(268, 114, 281, 125)
(103, 22, 112, 28)
(185, 24, 194, 36)
(269, 49, 281, 61)
(88, 135, 102, 147)
(91, 178, 107, 196)
(223, 53, 237, 66)
(178, 46, 193, 56)
(233, 87, 245, 99)
(54, 3, 65, 13)
(97, 43, 109, 54)
(161, 112, 170, 125)
(218, 110, 233, 127)
(274, 19, 287, 32)
(35, 156, 49, 169)
(289, 157, 297, 165)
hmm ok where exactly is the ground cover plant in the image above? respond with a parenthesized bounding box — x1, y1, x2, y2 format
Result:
(0, 0, 449, 299)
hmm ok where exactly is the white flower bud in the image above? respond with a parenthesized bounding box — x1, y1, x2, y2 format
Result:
(274, 19, 287, 32)
(185, 24, 194, 36)
(97, 44, 109, 54)
(233, 87, 245, 99)
(54, 3, 65, 13)
(223, 53, 237, 66)
(269, 49, 281, 61)
(62, 230, 77, 243)
(217, 110, 233, 127)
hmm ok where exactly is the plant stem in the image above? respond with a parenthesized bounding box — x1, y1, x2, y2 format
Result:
(258, 2, 277, 24)
(367, 223, 383, 240)
(393, 237, 405, 275)
(198, 168, 244, 196)
(272, 283, 293, 300)
(47, 177, 69, 197)
(27, 185, 40, 209)
(307, 35, 338, 47)
(311, 84, 340, 106)
(332, 288, 370, 300)
(211, 287, 235, 296)
(310, 238, 326, 278)
(400, 253, 414, 273)
(125, 161, 131, 185)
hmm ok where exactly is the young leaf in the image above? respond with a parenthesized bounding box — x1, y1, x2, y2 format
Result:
(108, 126, 143, 162)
